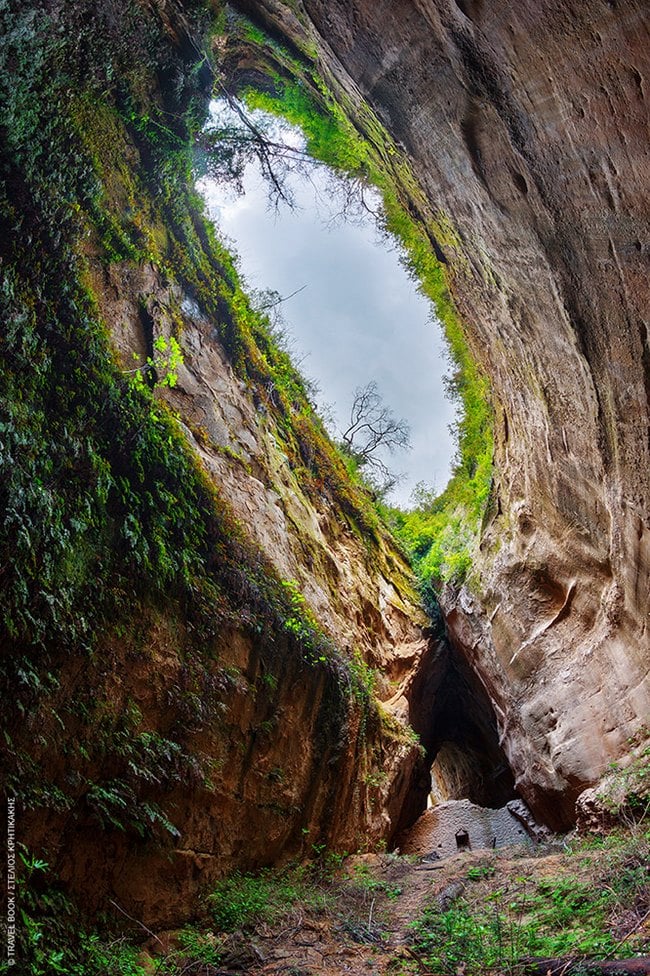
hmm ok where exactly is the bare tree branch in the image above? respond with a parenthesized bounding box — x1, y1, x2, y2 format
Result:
(256, 284, 308, 310)
(342, 381, 411, 460)
(196, 90, 378, 220)
(339, 382, 411, 497)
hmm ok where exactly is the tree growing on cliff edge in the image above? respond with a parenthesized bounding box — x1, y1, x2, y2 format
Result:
(196, 91, 378, 221)
(339, 381, 411, 496)
(196, 93, 307, 207)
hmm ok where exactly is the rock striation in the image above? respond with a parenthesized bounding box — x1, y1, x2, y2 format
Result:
(0, 0, 435, 929)
(233, 0, 650, 828)
(3, 0, 650, 940)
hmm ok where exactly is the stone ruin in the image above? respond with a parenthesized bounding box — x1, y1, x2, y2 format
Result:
(399, 798, 551, 859)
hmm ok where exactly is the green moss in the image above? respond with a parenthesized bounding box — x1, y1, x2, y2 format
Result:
(411, 831, 650, 972)
(1, 0, 397, 903)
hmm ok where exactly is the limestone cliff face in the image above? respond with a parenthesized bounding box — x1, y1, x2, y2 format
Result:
(233, 0, 650, 827)
(98, 263, 428, 687)
(5, 0, 649, 943)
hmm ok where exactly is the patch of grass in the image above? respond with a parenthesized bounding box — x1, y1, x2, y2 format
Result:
(209, 865, 331, 932)
(411, 829, 650, 974)
(176, 926, 225, 966)
(351, 862, 403, 901)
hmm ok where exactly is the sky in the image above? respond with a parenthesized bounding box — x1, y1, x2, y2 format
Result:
(197, 101, 456, 508)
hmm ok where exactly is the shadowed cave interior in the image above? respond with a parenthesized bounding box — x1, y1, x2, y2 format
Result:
(393, 636, 518, 840)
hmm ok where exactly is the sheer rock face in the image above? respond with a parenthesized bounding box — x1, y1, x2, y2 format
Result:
(71, 243, 430, 928)
(235, 0, 650, 826)
(91, 260, 429, 689)
(17, 245, 431, 926)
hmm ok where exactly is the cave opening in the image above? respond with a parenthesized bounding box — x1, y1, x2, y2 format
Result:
(195, 90, 513, 833)
(196, 96, 456, 507)
(426, 642, 517, 810)
(395, 634, 518, 840)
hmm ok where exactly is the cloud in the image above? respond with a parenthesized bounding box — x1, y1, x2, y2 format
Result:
(198, 105, 455, 507)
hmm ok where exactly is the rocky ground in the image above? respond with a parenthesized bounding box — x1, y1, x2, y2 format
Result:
(140, 815, 650, 976)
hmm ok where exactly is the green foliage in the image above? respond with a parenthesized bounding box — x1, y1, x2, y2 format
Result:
(209, 872, 275, 931)
(466, 862, 496, 881)
(209, 866, 325, 932)
(351, 862, 402, 901)
(176, 926, 224, 965)
(239, 73, 493, 588)
(129, 335, 184, 391)
(410, 830, 650, 974)
(412, 879, 623, 972)
(281, 578, 321, 646)
(348, 650, 377, 704)
(279, 578, 344, 669)
(244, 84, 371, 177)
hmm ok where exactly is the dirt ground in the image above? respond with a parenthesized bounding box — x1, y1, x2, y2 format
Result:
(211, 847, 574, 976)
(144, 823, 650, 976)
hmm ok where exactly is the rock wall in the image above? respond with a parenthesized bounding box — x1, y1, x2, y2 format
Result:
(1, 0, 436, 930)
(93, 261, 429, 689)
(19, 604, 419, 928)
(233, 0, 650, 827)
(399, 798, 533, 859)
(4, 0, 650, 944)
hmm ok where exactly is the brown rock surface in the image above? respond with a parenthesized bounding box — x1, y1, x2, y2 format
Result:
(233, 0, 650, 827)
(7, 0, 650, 937)
(92, 258, 429, 686)
(19, 603, 422, 928)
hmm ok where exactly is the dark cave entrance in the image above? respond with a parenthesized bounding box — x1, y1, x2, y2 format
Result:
(394, 634, 518, 837)
(428, 643, 517, 809)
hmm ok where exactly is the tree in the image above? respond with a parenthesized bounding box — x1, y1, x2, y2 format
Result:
(196, 91, 319, 208)
(340, 381, 411, 495)
(196, 91, 378, 220)
(125, 335, 184, 391)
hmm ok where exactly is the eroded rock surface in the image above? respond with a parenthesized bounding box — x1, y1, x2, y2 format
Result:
(234, 0, 650, 827)
(95, 259, 429, 688)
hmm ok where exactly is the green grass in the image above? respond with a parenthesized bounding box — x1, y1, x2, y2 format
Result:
(209, 865, 331, 931)
(411, 880, 619, 972)
(410, 829, 650, 974)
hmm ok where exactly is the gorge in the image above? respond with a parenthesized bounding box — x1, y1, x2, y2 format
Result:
(0, 0, 648, 969)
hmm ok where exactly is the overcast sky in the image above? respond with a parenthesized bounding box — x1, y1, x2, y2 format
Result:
(197, 102, 456, 507)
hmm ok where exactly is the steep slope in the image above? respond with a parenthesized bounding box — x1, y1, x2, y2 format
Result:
(231, 0, 650, 828)
(0, 0, 436, 932)
(3, 0, 649, 955)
